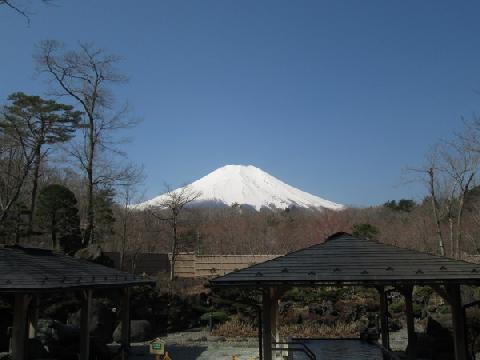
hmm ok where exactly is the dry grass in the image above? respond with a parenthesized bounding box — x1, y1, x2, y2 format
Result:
(212, 317, 360, 339)
(212, 316, 257, 337)
(280, 321, 360, 338)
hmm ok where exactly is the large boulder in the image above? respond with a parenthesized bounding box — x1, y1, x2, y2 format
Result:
(36, 320, 80, 360)
(413, 333, 435, 359)
(26, 338, 48, 360)
(0, 309, 11, 352)
(113, 320, 152, 343)
(75, 246, 114, 267)
(68, 299, 116, 344)
(425, 316, 454, 358)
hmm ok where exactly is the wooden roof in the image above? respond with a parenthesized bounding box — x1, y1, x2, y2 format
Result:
(0, 245, 153, 292)
(211, 233, 480, 287)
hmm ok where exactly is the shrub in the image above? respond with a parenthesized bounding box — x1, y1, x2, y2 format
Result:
(200, 311, 230, 323)
(390, 299, 405, 313)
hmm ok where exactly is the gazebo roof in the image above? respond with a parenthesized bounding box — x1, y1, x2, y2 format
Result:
(211, 233, 480, 287)
(0, 245, 153, 292)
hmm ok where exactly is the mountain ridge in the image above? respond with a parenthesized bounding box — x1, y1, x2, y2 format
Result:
(136, 165, 344, 211)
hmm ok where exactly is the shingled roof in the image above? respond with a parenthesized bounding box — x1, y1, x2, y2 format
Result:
(211, 233, 480, 287)
(0, 245, 153, 292)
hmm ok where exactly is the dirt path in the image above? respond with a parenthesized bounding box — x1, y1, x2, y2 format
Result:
(124, 330, 259, 360)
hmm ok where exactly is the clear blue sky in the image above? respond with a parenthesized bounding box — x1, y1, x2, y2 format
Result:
(1, 0, 479, 206)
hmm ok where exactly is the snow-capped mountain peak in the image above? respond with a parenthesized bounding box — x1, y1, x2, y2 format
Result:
(136, 165, 344, 211)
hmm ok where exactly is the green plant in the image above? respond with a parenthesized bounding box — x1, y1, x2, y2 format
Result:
(200, 311, 230, 323)
(390, 299, 405, 313)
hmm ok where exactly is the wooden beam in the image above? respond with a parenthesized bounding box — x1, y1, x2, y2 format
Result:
(377, 286, 390, 350)
(262, 288, 273, 360)
(79, 289, 93, 360)
(121, 287, 131, 360)
(11, 294, 30, 360)
(447, 284, 467, 360)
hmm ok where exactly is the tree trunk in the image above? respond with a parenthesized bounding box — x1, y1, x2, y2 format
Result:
(428, 168, 445, 256)
(170, 216, 177, 281)
(28, 145, 42, 235)
(51, 215, 57, 250)
(0, 155, 34, 224)
(120, 198, 128, 271)
(456, 175, 473, 259)
(448, 214, 454, 257)
(83, 114, 95, 246)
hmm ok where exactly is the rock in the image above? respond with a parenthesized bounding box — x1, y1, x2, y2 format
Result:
(68, 299, 116, 344)
(91, 337, 114, 360)
(388, 319, 401, 332)
(53, 322, 80, 344)
(0, 309, 11, 352)
(425, 316, 454, 357)
(26, 338, 48, 360)
(414, 333, 435, 359)
(75, 246, 114, 267)
(360, 328, 378, 343)
(36, 319, 57, 344)
(47, 342, 79, 360)
(0, 335, 8, 354)
(113, 320, 152, 343)
(461, 285, 476, 305)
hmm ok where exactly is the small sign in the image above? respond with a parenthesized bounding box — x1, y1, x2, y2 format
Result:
(149, 338, 165, 355)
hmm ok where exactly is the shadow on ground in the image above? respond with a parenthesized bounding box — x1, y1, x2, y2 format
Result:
(163, 344, 208, 359)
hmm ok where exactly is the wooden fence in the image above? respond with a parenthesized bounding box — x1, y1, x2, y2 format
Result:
(105, 252, 279, 278)
(171, 253, 280, 278)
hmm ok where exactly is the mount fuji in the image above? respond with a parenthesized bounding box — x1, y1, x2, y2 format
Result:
(136, 165, 344, 211)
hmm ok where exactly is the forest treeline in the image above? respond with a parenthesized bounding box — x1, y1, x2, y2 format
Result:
(2, 40, 480, 268)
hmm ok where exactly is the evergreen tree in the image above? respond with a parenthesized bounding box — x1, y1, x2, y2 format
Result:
(383, 199, 416, 212)
(352, 223, 379, 240)
(1, 92, 81, 233)
(92, 188, 116, 243)
(36, 184, 82, 253)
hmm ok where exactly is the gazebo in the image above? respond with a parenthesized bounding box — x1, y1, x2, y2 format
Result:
(211, 232, 480, 360)
(0, 244, 154, 360)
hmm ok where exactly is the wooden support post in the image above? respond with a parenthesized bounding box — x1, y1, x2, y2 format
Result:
(378, 286, 390, 350)
(262, 288, 273, 360)
(257, 306, 263, 360)
(270, 289, 280, 360)
(28, 295, 39, 339)
(448, 284, 467, 360)
(402, 286, 416, 360)
(79, 290, 93, 360)
(11, 294, 30, 360)
(121, 287, 131, 360)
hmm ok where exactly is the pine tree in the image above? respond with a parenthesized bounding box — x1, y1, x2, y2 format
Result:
(1, 92, 81, 232)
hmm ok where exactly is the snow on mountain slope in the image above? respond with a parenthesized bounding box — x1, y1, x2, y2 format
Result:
(136, 165, 344, 211)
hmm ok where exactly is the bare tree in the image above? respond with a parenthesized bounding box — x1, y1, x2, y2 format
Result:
(439, 140, 478, 258)
(408, 147, 447, 256)
(409, 134, 479, 258)
(1, 0, 51, 23)
(115, 164, 145, 270)
(36, 40, 136, 245)
(0, 131, 34, 226)
(148, 185, 201, 280)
